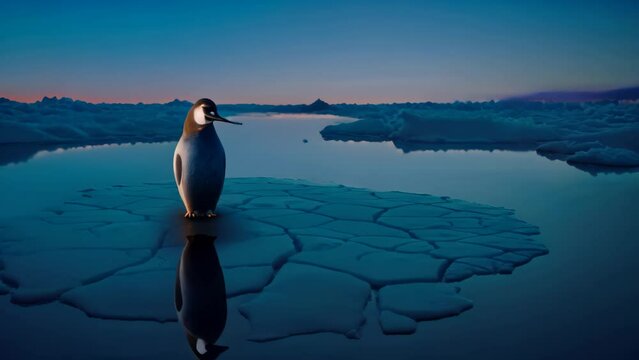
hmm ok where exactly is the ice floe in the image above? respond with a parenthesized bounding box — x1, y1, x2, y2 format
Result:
(2, 97, 637, 172)
(320, 101, 639, 172)
(0, 177, 547, 340)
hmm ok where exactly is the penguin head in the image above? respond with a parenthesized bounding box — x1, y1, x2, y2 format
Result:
(184, 98, 242, 134)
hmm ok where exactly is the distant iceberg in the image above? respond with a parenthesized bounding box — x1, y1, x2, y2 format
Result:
(2, 96, 638, 172)
(320, 101, 639, 171)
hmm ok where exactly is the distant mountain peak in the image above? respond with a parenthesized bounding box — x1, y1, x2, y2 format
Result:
(165, 99, 192, 106)
(306, 98, 331, 111)
(311, 98, 328, 105)
(39, 96, 76, 104)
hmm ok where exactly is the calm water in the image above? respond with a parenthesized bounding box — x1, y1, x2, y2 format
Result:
(1, 113, 638, 359)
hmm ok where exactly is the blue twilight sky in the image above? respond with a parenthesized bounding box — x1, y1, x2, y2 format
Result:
(1, 0, 638, 104)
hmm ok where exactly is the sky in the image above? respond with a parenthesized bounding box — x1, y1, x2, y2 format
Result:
(1, 0, 638, 104)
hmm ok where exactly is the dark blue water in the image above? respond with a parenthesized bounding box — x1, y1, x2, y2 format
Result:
(1, 113, 638, 359)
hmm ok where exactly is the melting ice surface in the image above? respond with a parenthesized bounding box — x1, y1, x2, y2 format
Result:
(0, 114, 638, 359)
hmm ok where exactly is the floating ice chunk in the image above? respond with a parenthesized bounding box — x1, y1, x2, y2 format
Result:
(289, 227, 352, 240)
(221, 219, 284, 237)
(493, 252, 531, 265)
(91, 221, 166, 249)
(240, 196, 322, 211)
(238, 264, 370, 341)
(0, 294, 192, 359)
(445, 218, 483, 229)
(115, 198, 181, 218)
(224, 266, 273, 297)
(117, 247, 182, 275)
(0, 177, 548, 342)
(394, 241, 435, 253)
(480, 217, 540, 234)
(458, 257, 514, 274)
(291, 242, 446, 286)
(348, 236, 416, 250)
(411, 229, 474, 242)
(296, 236, 344, 251)
(3, 249, 151, 304)
(372, 191, 444, 204)
(314, 204, 380, 221)
(60, 270, 176, 322)
(443, 263, 476, 282)
(378, 283, 473, 321)
(44, 209, 143, 225)
(240, 208, 304, 219)
(321, 118, 391, 141)
(377, 216, 451, 230)
(444, 257, 516, 282)
(435, 200, 514, 216)
(430, 242, 503, 260)
(224, 181, 309, 194)
(217, 235, 295, 268)
(383, 204, 452, 218)
(567, 147, 639, 167)
(378, 310, 417, 335)
(1, 220, 102, 254)
(321, 220, 409, 237)
(317, 102, 639, 172)
(290, 188, 407, 208)
(259, 213, 333, 228)
(244, 190, 290, 196)
(461, 235, 548, 254)
(536, 140, 603, 154)
(217, 194, 254, 207)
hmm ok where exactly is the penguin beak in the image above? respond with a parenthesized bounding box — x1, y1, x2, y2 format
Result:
(205, 113, 242, 125)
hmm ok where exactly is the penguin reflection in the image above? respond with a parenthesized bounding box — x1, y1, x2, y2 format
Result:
(175, 234, 228, 359)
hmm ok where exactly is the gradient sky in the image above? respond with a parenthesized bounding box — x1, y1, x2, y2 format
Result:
(1, 0, 638, 104)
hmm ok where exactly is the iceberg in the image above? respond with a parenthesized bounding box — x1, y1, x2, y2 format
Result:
(320, 101, 639, 171)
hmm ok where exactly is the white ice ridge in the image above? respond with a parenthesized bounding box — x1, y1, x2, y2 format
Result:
(0, 178, 547, 340)
(2, 98, 638, 171)
(319, 102, 639, 170)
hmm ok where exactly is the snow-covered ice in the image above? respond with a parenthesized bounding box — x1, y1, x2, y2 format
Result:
(2, 97, 637, 172)
(320, 102, 639, 171)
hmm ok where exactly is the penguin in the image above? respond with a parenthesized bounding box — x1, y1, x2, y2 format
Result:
(174, 98, 241, 219)
(175, 234, 228, 359)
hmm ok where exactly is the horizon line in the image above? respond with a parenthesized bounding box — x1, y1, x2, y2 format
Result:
(2, 84, 639, 106)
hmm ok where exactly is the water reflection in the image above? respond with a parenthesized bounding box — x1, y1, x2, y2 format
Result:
(0, 141, 170, 166)
(175, 234, 228, 359)
(322, 136, 639, 175)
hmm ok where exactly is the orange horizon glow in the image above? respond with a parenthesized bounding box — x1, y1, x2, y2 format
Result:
(0, 90, 498, 105)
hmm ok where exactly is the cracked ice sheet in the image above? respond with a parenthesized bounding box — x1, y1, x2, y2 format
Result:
(239, 263, 371, 341)
(2, 249, 152, 304)
(378, 283, 473, 334)
(0, 177, 546, 341)
(290, 242, 446, 287)
(58, 266, 274, 322)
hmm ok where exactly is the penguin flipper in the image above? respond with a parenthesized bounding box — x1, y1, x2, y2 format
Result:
(175, 153, 183, 186)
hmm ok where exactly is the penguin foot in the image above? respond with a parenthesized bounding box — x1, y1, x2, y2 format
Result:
(206, 210, 217, 219)
(184, 211, 202, 219)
